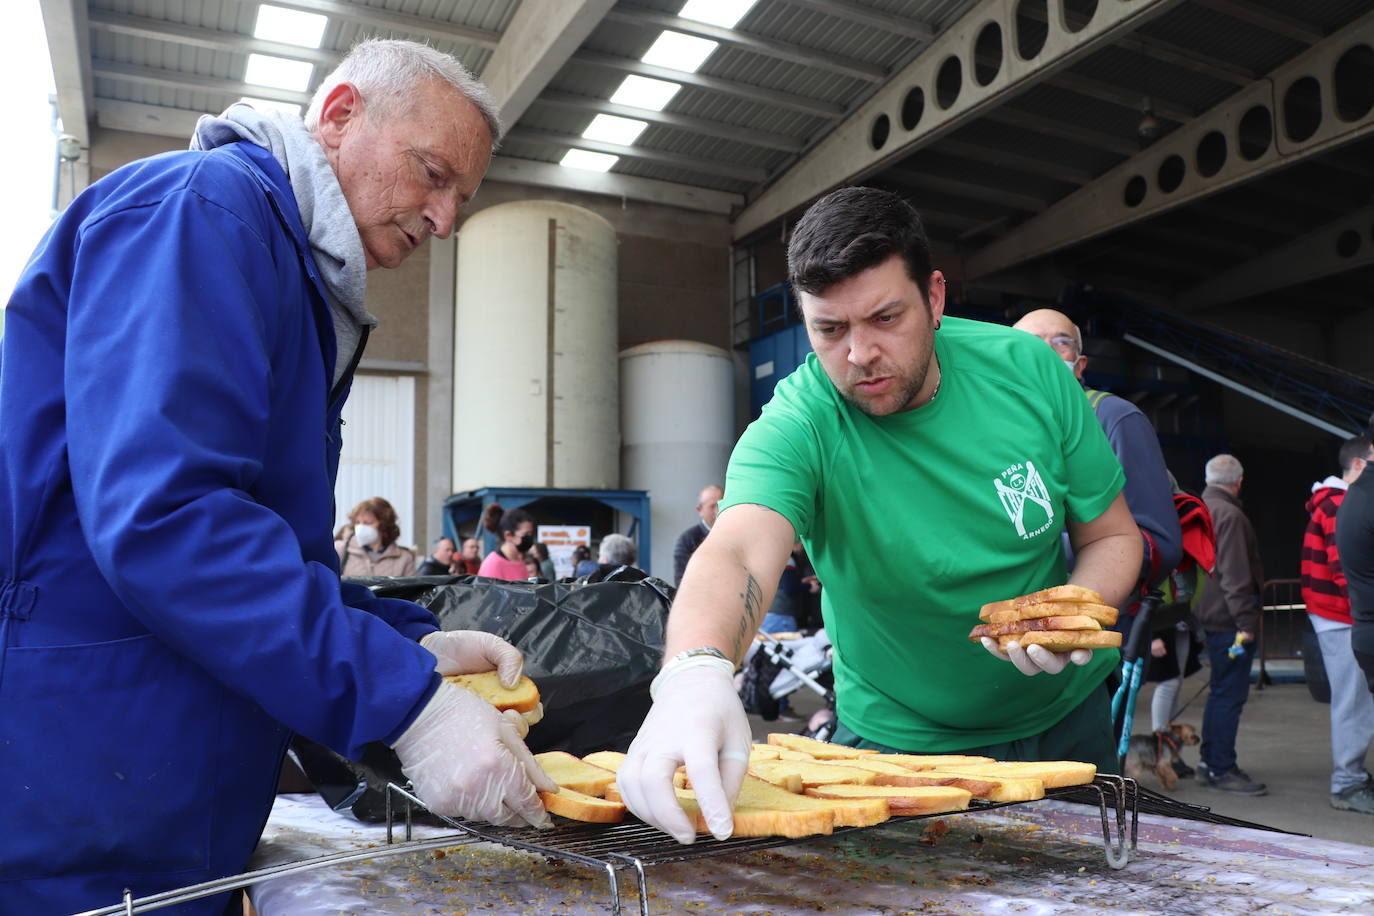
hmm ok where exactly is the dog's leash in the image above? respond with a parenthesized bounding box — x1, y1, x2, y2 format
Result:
(1111, 591, 1163, 768)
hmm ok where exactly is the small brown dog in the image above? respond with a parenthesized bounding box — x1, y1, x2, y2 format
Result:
(1123, 722, 1201, 790)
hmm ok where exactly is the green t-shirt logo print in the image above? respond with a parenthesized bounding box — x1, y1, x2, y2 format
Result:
(995, 461, 1055, 539)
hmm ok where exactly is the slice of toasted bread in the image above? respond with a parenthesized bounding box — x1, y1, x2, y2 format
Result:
(534, 751, 618, 796)
(869, 769, 1045, 801)
(581, 751, 627, 773)
(540, 787, 626, 823)
(741, 768, 804, 793)
(749, 760, 878, 788)
(982, 602, 1119, 627)
(768, 733, 878, 759)
(938, 760, 1097, 789)
(804, 784, 972, 815)
(869, 754, 996, 771)
(978, 585, 1105, 621)
(996, 630, 1122, 652)
(675, 783, 839, 838)
(817, 757, 920, 778)
(968, 615, 1104, 641)
(443, 671, 541, 713)
(735, 776, 888, 828)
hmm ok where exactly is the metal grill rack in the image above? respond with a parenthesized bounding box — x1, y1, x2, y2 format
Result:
(78, 775, 1141, 916)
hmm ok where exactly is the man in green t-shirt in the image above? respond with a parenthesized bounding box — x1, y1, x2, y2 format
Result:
(617, 188, 1141, 845)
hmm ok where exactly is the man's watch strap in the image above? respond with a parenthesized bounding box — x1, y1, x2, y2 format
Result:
(667, 646, 732, 667)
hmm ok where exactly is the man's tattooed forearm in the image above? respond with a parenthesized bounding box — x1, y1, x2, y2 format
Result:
(731, 573, 765, 658)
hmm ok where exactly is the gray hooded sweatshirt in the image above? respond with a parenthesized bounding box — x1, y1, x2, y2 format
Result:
(191, 103, 377, 387)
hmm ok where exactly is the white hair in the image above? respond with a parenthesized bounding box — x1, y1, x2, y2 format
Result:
(305, 39, 503, 149)
(598, 533, 637, 566)
(1205, 454, 1244, 486)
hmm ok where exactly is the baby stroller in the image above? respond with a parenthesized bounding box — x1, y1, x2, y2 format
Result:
(739, 629, 836, 740)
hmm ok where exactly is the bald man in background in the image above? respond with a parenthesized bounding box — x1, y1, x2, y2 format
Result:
(1013, 309, 1181, 614)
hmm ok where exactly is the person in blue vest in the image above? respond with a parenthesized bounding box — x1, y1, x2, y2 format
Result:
(0, 40, 555, 916)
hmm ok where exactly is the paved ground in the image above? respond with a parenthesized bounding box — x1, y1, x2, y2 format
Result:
(750, 662, 1374, 848)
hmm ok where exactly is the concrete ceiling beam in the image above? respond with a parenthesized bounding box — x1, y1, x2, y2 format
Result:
(91, 58, 312, 106)
(778, 0, 935, 41)
(534, 91, 806, 153)
(1177, 205, 1374, 311)
(503, 127, 767, 183)
(731, 0, 1182, 240)
(481, 0, 617, 127)
(606, 5, 887, 83)
(40, 0, 93, 146)
(965, 10, 1374, 280)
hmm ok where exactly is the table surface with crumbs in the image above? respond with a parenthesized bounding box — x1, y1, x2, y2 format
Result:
(245, 792, 1374, 916)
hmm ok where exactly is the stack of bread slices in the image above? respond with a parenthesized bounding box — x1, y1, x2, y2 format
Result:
(443, 664, 1099, 839)
(530, 733, 1097, 838)
(968, 584, 1123, 652)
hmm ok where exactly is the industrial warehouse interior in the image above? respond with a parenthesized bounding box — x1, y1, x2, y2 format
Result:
(7, 0, 1374, 914)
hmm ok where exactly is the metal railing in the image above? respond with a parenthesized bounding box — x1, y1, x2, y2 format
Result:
(1257, 578, 1308, 690)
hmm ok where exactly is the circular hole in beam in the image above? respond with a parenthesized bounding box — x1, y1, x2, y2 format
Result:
(1334, 44, 1374, 123)
(1157, 154, 1185, 193)
(1336, 229, 1361, 258)
(870, 114, 891, 151)
(901, 86, 925, 130)
(1124, 175, 1147, 207)
(1014, 0, 1048, 61)
(1195, 130, 1227, 177)
(1282, 75, 1323, 143)
(1237, 105, 1273, 161)
(936, 55, 963, 109)
(974, 21, 1003, 86)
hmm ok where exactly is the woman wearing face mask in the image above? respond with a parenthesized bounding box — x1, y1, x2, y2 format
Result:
(477, 503, 536, 580)
(336, 497, 417, 577)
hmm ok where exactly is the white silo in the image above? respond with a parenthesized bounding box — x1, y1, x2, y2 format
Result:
(453, 201, 619, 491)
(620, 341, 735, 580)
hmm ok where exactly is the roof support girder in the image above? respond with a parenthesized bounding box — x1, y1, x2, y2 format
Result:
(480, 0, 617, 127)
(965, 10, 1374, 280)
(91, 58, 311, 106)
(1176, 206, 1374, 311)
(534, 91, 806, 153)
(40, 0, 92, 146)
(605, 5, 887, 83)
(89, 8, 340, 67)
(243, 0, 499, 49)
(779, 0, 935, 41)
(504, 128, 766, 183)
(731, 0, 1182, 240)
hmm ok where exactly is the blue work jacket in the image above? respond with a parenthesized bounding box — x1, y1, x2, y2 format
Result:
(0, 142, 442, 915)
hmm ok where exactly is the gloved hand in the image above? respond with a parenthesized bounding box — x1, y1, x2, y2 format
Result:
(419, 630, 544, 738)
(616, 659, 752, 845)
(980, 637, 1093, 676)
(389, 680, 557, 827)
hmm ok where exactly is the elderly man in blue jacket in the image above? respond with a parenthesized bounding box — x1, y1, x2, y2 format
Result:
(0, 39, 556, 916)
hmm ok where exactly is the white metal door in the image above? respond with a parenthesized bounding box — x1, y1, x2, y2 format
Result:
(334, 374, 416, 549)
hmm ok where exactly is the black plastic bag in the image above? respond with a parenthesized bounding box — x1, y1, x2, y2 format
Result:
(291, 573, 671, 822)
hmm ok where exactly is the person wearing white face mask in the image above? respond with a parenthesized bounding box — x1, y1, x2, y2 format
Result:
(1012, 309, 1181, 631)
(337, 496, 418, 577)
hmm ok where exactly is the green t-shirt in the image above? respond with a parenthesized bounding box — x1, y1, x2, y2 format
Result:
(722, 316, 1126, 751)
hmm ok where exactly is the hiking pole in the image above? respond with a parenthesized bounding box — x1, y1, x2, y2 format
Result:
(1112, 591, 1163, 769)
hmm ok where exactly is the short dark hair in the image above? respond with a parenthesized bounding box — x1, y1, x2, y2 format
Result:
(787, 187, 933, 301)
(1339, 435, 1373, 472)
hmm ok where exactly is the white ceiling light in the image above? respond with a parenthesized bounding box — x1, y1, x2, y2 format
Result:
(610, 75, 681, 112)
(239, 96, 303, 118)
(253, 4, 329, 50)
(641, 31, 718, 73)
(679, 0, 759, 29)
(560, 149, 619, 172)
(244, 53, 314, 92)
(582, 114, 648, 146)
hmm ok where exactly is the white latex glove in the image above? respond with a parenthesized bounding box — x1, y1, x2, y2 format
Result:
(419, 631, 544, 738)
(420, 630, 524, 682)
(980, 637, 1093, 676)
(617, 660, 752, 845)
(389, 680, 557, 827)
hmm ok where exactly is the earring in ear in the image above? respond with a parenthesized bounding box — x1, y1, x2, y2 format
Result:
(934, 318, 942, 330)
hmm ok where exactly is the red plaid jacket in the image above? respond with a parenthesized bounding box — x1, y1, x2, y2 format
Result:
(1303, 482, 1351, 624)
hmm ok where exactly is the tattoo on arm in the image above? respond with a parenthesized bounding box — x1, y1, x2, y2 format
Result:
(731, 572, 765, 658)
